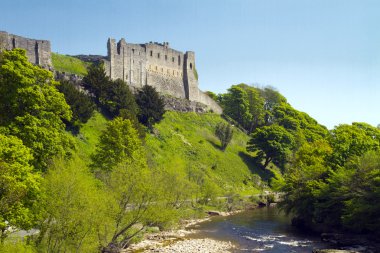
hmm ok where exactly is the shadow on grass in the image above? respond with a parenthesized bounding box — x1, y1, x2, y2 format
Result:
(207, 139, 223, 151)
(238, 151, 275, 182)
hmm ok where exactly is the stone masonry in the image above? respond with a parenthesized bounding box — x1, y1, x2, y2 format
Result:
(103, 38, 222, 114)
(0, 31, 221, 114)
(0, 31, 52, 68)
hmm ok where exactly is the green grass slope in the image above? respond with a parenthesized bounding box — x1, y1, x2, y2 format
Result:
(74, 111, 276, 195)
(145, 111, 270, 194)
(52, 53, 90, 76)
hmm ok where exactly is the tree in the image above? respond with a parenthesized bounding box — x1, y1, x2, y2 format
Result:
(247, 124, 295, 169)
(135, 85, 165, 129)
(0, 134, 42, 242)
(90, 117, 158, 251)
(260, 87, 286, 125)
(221, 86, 252, 129)
(103, 79, 139, 118)
(57, 80, 96, 131)
(328, 123, 380, 168)
(279, 140, 333, 228)
(36, 157, 106, 253)
(82, 63, 110, 106)
(82, 64, 138, 119)
(215, 122, 233, 151)
(0, 49, 73, 171)
(91, 117, 144, 173)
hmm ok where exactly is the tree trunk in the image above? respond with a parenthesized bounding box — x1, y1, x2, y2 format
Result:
(263, 156, 272, 169)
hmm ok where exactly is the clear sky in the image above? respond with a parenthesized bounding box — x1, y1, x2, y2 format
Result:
(2, 0, 379, 129)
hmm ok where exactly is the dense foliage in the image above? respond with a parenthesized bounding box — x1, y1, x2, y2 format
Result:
(135, 85, 165, 129)
(220, 82, 379, 236)
(57, 80, 96, 131)
(278, 123, 380, 236)
(82, 64, 139, 118)
(0, 49, 74, 171)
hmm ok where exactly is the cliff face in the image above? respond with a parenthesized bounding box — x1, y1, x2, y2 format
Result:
(0, 31, 52, 69)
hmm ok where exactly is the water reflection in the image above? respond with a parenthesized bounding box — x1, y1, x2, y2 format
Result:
(188, 207, 330, 252)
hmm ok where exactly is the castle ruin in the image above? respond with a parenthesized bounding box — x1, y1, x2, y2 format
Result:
(0, 31, 52, 68)
(0, 31, 221, 114)
(103, 38, 222, 113)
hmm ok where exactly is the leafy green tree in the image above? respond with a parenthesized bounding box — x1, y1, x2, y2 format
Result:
(258, 87, 286, 125)
(215, 122, 233, 151)
(272, 102, 328, 145)
(279, 140, 333, 228)
(57, 80, 96, 131)
(135, 85, 165, 129)
(91, 117, 160, 251)
(91, 117, 144, 173)
(0, 49, 73, 170)
(247, 124, 295, 169)
(328, 123, 380, 167)
(82, 63, 110, 106)
(221, 85, 252, 129)
(82, 64, 138, 118)
(102, 79, 138, 118)
(338, 151, 380, 235)
(36, 157, 106, 253)
(119, 109, 146, 140)
(234, 84, 265, 132)
(0, 134, 42, 242)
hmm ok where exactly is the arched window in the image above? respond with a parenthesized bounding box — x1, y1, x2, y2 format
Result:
(190, 63, 193, 69)
(178, 55, 181, 66)
(150, 50, 153, 57)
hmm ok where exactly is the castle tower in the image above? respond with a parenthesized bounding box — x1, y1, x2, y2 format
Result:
(184, 51, 199, 101)
(106, 38, 116, 79)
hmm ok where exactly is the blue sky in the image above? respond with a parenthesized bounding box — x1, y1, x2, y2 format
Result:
(2, 0, 379, 129)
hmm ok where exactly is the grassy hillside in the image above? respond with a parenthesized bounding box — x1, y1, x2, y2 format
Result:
(74, 111, 278, 196)
(52, 53, 90, 76)
(145, 111, 278, 195)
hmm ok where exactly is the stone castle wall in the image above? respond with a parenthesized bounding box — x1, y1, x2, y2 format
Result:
(0, 31, 221, 114)
(104, 38, 222, 114)
(0, 31, 52, 68)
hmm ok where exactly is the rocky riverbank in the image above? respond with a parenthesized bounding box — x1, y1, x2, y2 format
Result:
(142, 238, 234, 253)
(125, 211, 243, 253)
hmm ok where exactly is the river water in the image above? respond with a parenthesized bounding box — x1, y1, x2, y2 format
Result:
(187, 207, 331, 252)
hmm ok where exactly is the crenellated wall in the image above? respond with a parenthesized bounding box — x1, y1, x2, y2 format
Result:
(104, 38, 222, 114)
(0, 31, 52, 68)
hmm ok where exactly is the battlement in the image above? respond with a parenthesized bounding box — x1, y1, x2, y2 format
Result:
(0, 31, 52, 68)
(103, 37, 222, 114)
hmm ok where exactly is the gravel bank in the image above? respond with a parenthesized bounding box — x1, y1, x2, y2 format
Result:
(143, 238, 234, 253)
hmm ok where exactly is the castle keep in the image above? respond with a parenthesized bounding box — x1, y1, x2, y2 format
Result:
(103, 38, 222, 113)
(0, 31, 52, 68)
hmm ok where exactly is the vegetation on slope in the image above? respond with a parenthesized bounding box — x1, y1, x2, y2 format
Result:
(145, 111, 271, 195)
(52, 52, 90, 76)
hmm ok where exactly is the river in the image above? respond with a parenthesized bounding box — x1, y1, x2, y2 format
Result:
(187, 206, 331, 252)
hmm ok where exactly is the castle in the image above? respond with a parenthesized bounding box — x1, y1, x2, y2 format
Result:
(0, 31, 52, 69)
(103, 38, 222, 113)
(0, 32, 222, 113)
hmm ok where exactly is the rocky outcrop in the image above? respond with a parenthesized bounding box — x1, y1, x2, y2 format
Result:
(163, 96, 210, 113)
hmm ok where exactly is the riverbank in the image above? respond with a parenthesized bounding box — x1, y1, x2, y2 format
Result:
(125, 211, 243, 253)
